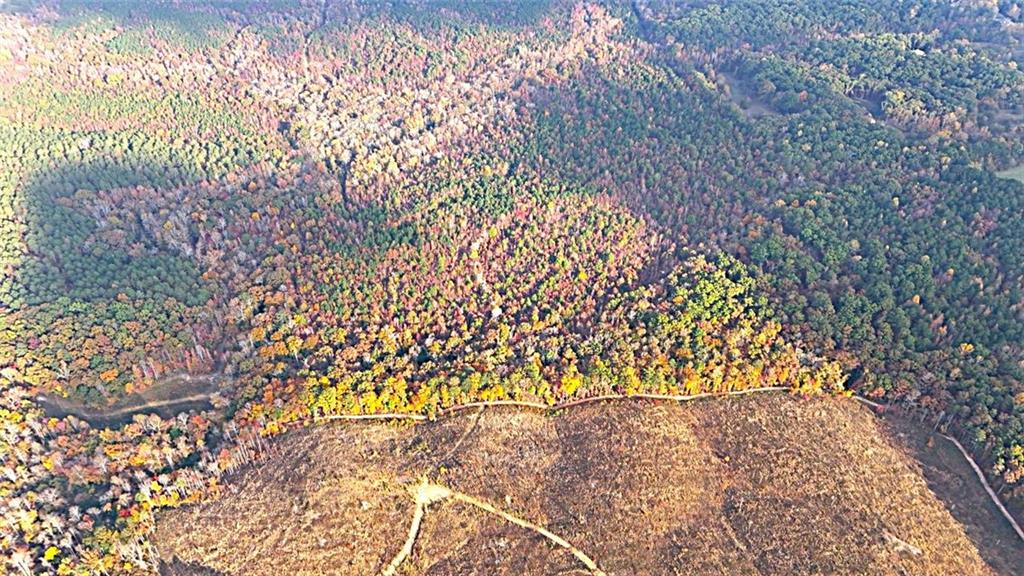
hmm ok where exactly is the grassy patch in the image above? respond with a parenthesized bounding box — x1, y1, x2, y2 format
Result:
(996, 164, 1024, 183)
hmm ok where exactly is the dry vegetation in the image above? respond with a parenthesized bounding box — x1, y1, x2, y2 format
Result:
(154, 394, 1012, 575)
(879, 415, 1024, 576)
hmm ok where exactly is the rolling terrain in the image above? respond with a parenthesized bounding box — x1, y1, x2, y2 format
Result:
(154, 394, 1023, 575)
(2, 1, 1024, 573)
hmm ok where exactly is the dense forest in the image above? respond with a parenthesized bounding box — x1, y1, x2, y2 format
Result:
(0, 0, 1022, 573)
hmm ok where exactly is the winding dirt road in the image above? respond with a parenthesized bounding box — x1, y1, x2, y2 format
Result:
(36, 372, 222, 428)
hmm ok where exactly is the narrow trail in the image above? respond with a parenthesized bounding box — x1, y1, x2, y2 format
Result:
(36, 373, 221, 428)
(311, 386, 793, 425)
(381, 478, 608, 576)
(56, 394, 214, 419)
(42, 371, 1023, 547)
(313, 387, 1024, 552)
(854, 395, 1024, 544)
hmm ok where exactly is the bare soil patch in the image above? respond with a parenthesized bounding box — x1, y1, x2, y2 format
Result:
(996, 164, 1024, 183)
(154, 395, 1017, 575)
(879, 414, 1024, 576)
(36, 372, 224, 427)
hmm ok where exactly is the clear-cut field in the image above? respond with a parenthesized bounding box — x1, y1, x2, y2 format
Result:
(155, 394, 1021, 575)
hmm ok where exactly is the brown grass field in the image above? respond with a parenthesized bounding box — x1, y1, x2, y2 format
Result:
(155, 395, 1024, 575)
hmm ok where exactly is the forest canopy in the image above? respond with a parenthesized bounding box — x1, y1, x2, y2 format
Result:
(1, 0, 1023, 574)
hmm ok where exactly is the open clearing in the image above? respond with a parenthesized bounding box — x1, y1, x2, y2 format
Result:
(718, 70, 776, 119)
(36, 373, 223, 428)
(996, 165, 1024, 183)
(880, 414, 1024, 575)
(154, 394, 1022, 575)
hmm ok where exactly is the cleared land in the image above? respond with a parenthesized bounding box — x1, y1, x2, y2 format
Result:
(154, 395, 1021, 575)
(996, 165, 1024, 183)
(880, 414, 1024, 575)
(719, 71, 776, 119)
(36, 373, 223, 428)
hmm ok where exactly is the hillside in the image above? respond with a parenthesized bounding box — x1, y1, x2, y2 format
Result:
(154, 394, 1017, 575)
(3, 0, 1024, 573)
